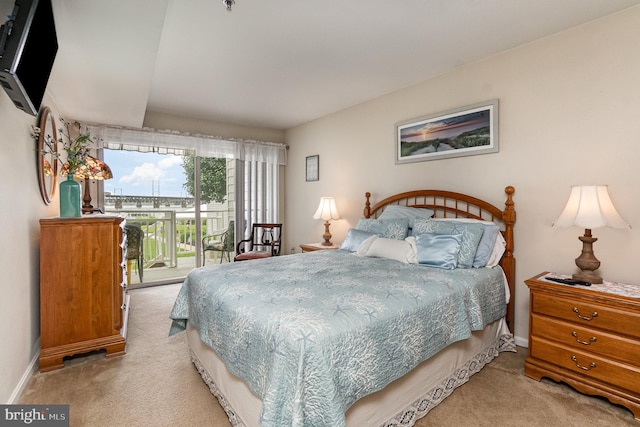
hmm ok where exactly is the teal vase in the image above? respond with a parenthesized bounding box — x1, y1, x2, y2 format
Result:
(59, 174, 81, 217)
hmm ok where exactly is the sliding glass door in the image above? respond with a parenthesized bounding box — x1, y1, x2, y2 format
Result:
(85, 122, 286, 289)
(102, 151, 235, 288)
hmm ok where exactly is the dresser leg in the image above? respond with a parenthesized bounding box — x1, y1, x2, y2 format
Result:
(39, 335, 126, 372)
(38, 355, 65, 373)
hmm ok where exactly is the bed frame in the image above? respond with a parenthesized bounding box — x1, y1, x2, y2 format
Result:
(363, 186, 516, 330)
(185, 186, 517, 427)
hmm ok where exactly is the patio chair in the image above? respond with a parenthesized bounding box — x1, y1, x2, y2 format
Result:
(234, 223, 282, 261)
(203, 220, 235, 265)
(124, 223, 144, 283)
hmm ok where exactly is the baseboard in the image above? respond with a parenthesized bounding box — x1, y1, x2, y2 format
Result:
(514, 334, 528, 348)
(7, 338, 39, 404)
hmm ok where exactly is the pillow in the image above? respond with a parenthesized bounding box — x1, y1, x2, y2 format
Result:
(412, 219, 483, 268)
(415, 232, 462, 270)
(356, 234, 379, 256)
(356, 218, 410, 240)
(431, 218, 502, 268)
(357, 236, 416, 264)
(377, 205, 434, 229)
(339, 228, 378, 252)
(472, 224, 501, 267)
(486, 232, 506, 268)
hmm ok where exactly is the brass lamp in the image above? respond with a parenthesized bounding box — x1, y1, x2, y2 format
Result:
(313, 197, 340, 246)
(553, 185, 629, 284)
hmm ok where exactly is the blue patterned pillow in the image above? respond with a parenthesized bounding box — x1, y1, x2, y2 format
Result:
(356, 218, 410, 240)
(412, 219, 484, 268)
(377, 205, 434, 229)
(415, 233, 462, 269)
(339, 228, 378, 252)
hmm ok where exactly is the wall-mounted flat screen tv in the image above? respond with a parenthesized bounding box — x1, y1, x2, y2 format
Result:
(0, 0, 58, 116)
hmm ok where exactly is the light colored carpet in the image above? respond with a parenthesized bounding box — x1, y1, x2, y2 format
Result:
(20, 284, 637, 426)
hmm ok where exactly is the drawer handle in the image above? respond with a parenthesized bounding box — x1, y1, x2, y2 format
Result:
(571, 355, 596, 371)
(571, 331, 597, 345)
(572, 307, 598, 321)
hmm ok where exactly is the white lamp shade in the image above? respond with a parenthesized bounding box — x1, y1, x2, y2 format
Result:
(313, 197, 340, 221)
(554, 185, 629, 229)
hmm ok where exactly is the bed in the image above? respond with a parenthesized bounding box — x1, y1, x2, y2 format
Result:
(170, 186, 516, 427)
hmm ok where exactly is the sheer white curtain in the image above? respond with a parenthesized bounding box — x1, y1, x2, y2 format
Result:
(236, 160, 280, 239)
(84, 124, 287, 165)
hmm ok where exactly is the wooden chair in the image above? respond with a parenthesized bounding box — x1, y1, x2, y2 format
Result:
(234, 223, 282, 261)
(202, 220, 235, 265)
(124, 223, 144, 283)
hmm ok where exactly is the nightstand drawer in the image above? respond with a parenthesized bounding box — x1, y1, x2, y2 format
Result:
(531, 314, 640, 365)
(526, 273, 640, 419)
(530, 336, 640, 395)
(532, 293, 640, 339)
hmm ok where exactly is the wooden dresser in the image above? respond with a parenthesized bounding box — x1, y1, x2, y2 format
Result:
(525, 272, 640, 420)
(39, 216, 129, 372)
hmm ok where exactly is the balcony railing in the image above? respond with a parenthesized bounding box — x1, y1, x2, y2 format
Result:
(106, 208, 228, 269)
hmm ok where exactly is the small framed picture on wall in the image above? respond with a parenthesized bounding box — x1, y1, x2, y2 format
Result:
(306, 155, 319, 182)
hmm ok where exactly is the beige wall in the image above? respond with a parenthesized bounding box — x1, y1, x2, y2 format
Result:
(0, 93, 60, 402)
(284, 6, 640, 345)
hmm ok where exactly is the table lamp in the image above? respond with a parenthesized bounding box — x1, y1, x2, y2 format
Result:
(313, 197, 340, 246)
(553, 185, 629, 284)
(75, 155, 113, 214)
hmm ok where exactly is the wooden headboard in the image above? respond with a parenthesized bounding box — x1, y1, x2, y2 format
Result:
(363, 186, 516, 331)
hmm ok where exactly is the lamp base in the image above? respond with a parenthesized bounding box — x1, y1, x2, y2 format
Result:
(573, 228, 603, 284)
(82, 207, 104, 215)
(572, 271, 603, 285)
(82, 178, 94, 214)
(321, 220, 333, 246)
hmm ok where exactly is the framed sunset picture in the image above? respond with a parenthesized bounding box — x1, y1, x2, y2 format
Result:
(395, 99, 499, 164)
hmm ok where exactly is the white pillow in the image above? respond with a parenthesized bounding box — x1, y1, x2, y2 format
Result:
(356, 234, 379, 256)
(405, 236, 418, 264)
(357, 236, 417, 264)
(486, 232, 506, 268)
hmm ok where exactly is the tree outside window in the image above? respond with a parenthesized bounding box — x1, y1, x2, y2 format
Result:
(182, 157, 227, 204)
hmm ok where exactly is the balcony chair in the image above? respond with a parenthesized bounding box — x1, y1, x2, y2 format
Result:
(124, 223, 144, 283)
(202, 220, 235, 265)
(234, 223, 282, 261)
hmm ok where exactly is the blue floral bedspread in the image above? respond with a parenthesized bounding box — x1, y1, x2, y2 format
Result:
(169, 250, 507, 427)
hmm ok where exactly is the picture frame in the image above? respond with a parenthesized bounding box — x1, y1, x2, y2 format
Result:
(306, 155, 319, 182)
(395, 99, 499, 164)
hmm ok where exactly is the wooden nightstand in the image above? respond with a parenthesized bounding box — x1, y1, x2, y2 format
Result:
(525, 272, 640, 420)
(300, 243, 339, 252)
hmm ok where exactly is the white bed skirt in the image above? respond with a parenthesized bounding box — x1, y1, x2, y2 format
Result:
(187, 318, 515, 427)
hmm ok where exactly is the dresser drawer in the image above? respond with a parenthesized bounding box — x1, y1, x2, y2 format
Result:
(530, 336, 640, 395)
(532, 293, 640, 339)
(531, 314, 640, 365)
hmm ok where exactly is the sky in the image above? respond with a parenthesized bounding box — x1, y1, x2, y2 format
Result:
(103, 150, 189, 197)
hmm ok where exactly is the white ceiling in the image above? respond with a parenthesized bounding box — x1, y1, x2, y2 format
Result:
(44, 0, 640, 130)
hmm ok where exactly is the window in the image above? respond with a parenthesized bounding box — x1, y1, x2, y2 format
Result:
(86, 123, 287, 286)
